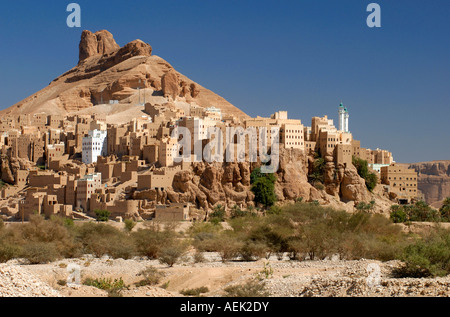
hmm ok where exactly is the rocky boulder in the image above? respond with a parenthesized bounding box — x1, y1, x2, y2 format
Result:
(79, 30, 120, 63)
(161, 69, 180, 100)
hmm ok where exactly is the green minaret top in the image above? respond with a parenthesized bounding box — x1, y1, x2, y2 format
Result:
(339, 102, 344, 108)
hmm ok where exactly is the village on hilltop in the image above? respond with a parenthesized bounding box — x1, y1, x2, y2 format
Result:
(0, 101, 419, 222)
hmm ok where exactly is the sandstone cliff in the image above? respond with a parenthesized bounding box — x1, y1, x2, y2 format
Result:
(406, 161, 450, 208)
(1, 30, 249, 122)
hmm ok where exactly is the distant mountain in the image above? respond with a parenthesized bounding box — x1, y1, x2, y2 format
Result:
(406, 160, 450, 208)
(0, 30, 249, 122)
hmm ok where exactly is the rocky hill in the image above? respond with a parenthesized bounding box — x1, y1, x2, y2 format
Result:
(406, 160, 450, 208)
(0, 30, 249, 122)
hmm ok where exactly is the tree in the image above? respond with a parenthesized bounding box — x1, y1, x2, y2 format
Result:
(252, 174, 277, 208)
(94, 209, 111, 222)
(352, 156, 378, 192)
(308, 157, 325, 186)
(390, 205, 408, 223)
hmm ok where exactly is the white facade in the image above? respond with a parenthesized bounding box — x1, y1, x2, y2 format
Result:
(82, 130, 107, 164)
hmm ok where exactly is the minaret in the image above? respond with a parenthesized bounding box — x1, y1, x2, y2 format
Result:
(344, 107, 349, 133)
(338, 102, 345, 131)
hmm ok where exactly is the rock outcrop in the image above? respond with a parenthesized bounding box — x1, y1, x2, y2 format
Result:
(79, 30, 120, 63)
(161, 69, 180, 100)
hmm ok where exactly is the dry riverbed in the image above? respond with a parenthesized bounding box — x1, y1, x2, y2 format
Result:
(1, 252, 449, 297)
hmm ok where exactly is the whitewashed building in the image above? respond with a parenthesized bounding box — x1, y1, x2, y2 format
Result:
(82, 130, 107, 164)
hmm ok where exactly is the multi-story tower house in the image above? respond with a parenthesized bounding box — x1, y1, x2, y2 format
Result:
(82, 130, 107, 164)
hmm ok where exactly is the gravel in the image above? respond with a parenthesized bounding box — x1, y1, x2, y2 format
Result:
(0, 264, 61, 297)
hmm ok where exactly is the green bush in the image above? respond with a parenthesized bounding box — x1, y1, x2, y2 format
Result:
(22, 242, 60, 264)
(74, 222, 136, 259)
(230, 205, 248, 219)
(352, 156, 378, 192)
(94, 209, 111, 222)
(440, 197, 450, 221)
(392, 228, 450, 278)
(210, 234, 242, 262)
(132, 226, 177, 259)
(356, 201, 375, 212)
(308, 157, 325, 186)
(239, 241, 269, 261)
(209, 205, 226, 222)
(223, 278, 270, 297)
(135, 266, 166, 287)
(251, 173, 277, 208)
(193, 251, 206, 263)
(390, 206, 408, 223)
(180, 286, 209, 297)
(390, 201, 441, 223)
(158, 241, 188, 267)
(83, 277, 128, 296)
(124, 219, 136, 233)
(0, 243, 22, 263)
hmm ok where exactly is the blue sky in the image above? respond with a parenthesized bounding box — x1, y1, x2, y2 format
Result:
(0, 0, 448, 163)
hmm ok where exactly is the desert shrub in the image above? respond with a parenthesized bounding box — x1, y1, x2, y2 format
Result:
(440, 197, 450, 221)
(192, 232, 220, 252)
(356, 201, 375, 212)
(190, 222, 223, 252)
(193, 251, 206, 263)
(189, 222, 222, 236)
(21, 242, 60, 264)
(230, 205, 248, 219)
(124, 219, 136, 233)
(0, 243, 22, 263)
(209, 234, 242, 262)
(239, 241, 268, 261)
(266, 205, 282, 215)
(132, 226, 177, 259)
(223, 278, 270, 297)
(392, 228, 450, 278)
(180, 286, 209, 297)
(247, 224, 291, 256)
(20, 215, 80, 259)
(94, 209, 111, 222)
(74, 222, 136, 259)
(135, 266, 166, 287)
(158, 241, 188, 267)
(297, 222, 339, 260)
